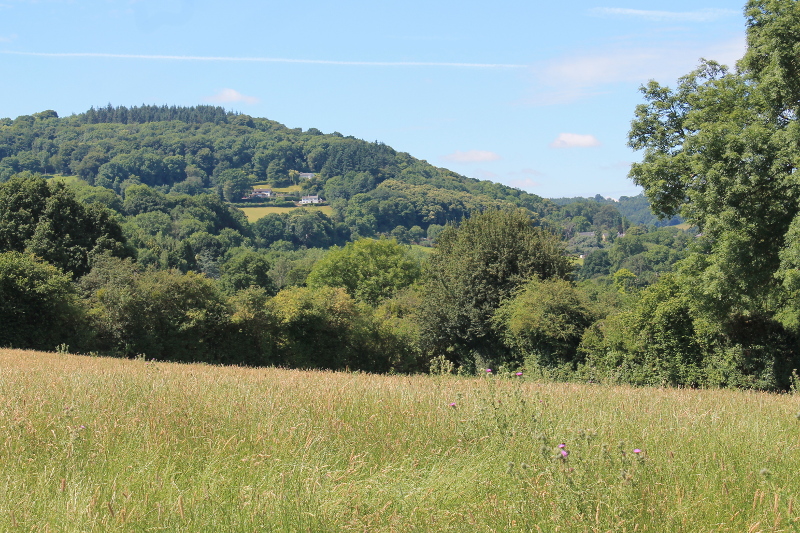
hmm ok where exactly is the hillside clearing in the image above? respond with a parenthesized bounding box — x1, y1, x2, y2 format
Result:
(238, 205, 334, 222)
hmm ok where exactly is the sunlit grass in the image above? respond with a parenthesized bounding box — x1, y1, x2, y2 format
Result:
(250, 183, 302, 193)
(238, 205, 334, 222)
(1, 348, 798, 531)
(45, 174, 81, 184)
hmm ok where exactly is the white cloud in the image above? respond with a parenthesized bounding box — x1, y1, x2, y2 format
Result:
(508, 177, 542, 190)
(204, 88, 259, 105)
(471, 168, 543, 190)
(550, 133, 601, 148)
(507, 170, 543, 189)
(472, 169, 500, 180)
(522, 36, 746, 105)
(590, 7, 739, 23)
(510, 167, 544, 177)
(442, 150, 501, 163)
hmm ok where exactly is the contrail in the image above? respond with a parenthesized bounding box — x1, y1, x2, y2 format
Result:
(0, 50, 526, 68)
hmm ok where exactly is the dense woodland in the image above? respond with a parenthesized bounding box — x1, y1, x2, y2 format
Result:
(2, 0, 800, 389)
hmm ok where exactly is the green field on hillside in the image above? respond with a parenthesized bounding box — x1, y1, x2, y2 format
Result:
(251, 183, 302, 194)
(239, 205, 334, 222)
(1, 349, 798, 532)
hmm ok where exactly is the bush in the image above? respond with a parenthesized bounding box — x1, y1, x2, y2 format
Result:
(494, 277, 596, 369)
(579, 274, 800, 389)
(269, 286, 397, 372)
(80, 256, 233, 362)
(0, 252, 86, 351)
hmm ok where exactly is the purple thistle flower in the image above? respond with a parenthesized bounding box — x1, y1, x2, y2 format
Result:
(558, 443, 566, 449)
(633, 449, 642, 454)
(561, 450, 568, 457)
(516, 372, 523, 376)
(449, 402, 457, 408)
(486, 369, 492, 373)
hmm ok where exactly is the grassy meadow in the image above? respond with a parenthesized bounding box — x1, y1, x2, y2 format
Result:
(1, 349, 799, 532)
(239, 205, 334, 222)
(251, 184, 302, 194)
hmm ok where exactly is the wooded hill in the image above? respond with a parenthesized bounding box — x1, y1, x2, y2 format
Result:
(0, 105, 554, 236)
(0, 105, 707, 383)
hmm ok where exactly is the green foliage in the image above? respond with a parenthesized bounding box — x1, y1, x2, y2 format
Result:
(123, 184, 168, 216)
(581, 275, 706, 387)
(266, 246, 326, 289)
(582, 274, 799, 389)
(580, 249, 611, 278)
(612, 268, 637, 294)
(0, 174, 129, 277)
(0, 172, 50, 250)
(306, 238, 421, 305)
(740, 0, 800, 116)
(227, 286, 278, 366)
(419, 209, 572, 367)
(216, 168, 255, 202)
(628, 59, 793, 314)
(0, 252, 84, 350)
(269, 286, 397, 371)
(551, 193, 683, 227)
(622, 3, 800, 388)
(219, 250, 277, 295)
(79, 256, 234, 362)
(494, 277, 596, 369)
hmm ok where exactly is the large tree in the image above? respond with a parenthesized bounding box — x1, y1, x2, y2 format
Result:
(306, 238, 420, 306)
(418, 209, 572, 368)
(618, 0, 800, 387)
(0, 174, 129, 277)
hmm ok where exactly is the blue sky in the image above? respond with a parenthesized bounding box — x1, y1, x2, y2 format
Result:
(0, 0, 746, 198)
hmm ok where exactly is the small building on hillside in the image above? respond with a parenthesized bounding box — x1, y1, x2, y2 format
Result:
(300, 195, 321, 204)
(299, 173, 316, 180)
(251, 188, 273, 199)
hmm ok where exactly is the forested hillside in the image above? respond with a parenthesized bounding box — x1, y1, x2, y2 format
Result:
(550, 194, 684, 227)
(0, 104, 554, 236)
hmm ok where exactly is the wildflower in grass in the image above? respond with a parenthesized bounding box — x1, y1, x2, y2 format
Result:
(515, 372, 523, 376)
(558, 443, 566, 449)
(633, 449, 641, 454)
(561, 450, 568, 457)
(449, 402, 456, 408)
(486, 369, 492, 373)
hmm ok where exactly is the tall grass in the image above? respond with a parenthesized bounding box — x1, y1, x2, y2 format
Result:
(0, 349, 798, 531)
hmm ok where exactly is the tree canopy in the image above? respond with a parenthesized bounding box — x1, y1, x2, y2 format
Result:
(306, 238, 421, 306)
(419, 209, 572, 368)
(615, 0, 800, 388)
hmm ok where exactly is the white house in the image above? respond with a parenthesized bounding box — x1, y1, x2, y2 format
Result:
(300, 195, 321, 204)
(251, 188, 273, 199)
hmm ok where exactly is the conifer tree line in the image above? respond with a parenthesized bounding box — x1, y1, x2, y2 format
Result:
(2, 0, 800, 388)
